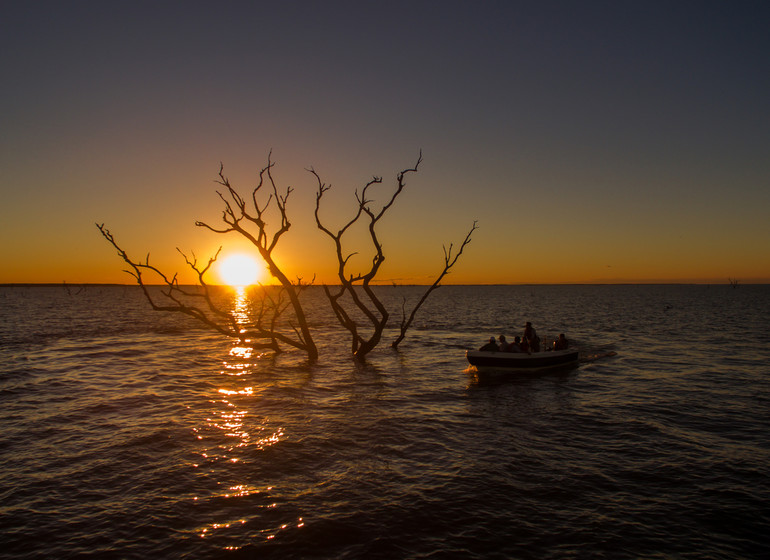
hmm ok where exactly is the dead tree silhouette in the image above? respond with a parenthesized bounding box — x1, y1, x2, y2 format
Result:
(97, 153, 318, 360)
(313, 152, 476, 359)
(99, 152, 475, 361)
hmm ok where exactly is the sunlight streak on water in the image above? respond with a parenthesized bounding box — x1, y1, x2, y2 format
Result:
(218, 387, 255, 396)
(222, 347, 261, 376)
(186, 328, 294, 548)
(229, 346, 255, 359)
(232, 286, 249, 325)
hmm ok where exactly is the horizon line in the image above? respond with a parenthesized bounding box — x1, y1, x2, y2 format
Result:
(2, 281, 767, 288)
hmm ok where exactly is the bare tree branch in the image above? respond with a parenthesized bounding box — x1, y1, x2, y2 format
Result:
(194, 155, 318, 360)
(98, 151, 474, 362)
(96, 155, 319, 360)
(314, 153, 424, 359)
(392, 221, 478, 348)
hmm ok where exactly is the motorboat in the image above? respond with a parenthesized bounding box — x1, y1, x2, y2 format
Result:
(466, 348, 579, 372)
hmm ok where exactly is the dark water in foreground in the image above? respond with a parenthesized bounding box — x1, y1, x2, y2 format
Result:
(1, 285, 769, 559)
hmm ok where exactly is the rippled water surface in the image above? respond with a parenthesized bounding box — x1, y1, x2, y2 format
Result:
(1, 285, 769, 559)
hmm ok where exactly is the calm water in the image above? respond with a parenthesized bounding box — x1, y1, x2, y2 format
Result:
(1, 285, 769, 559)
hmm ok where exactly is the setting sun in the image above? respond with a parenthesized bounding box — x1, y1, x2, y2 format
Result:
(217, 254, 262, 286)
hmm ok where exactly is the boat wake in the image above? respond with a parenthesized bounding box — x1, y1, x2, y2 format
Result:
(579, 350, 617, 363)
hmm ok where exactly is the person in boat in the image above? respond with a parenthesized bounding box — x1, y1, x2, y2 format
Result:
(554, 333, 569, 350)
(509, 336, 523, 352)
(524, 321, 541, 352)
(498, 335, 512, 351)
(479, 337, 499, 352)
(519, 335, 530, 353)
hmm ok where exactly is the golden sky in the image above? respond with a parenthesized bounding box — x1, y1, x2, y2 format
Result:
(2, 2, 768, 285)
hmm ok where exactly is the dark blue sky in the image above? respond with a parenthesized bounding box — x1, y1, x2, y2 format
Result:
(2, 1, 769, 283)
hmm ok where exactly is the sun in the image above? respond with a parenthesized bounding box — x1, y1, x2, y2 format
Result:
(217, 254, 262, 286)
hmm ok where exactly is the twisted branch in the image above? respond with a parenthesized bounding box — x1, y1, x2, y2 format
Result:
(96, 154, 319, 360)
(392, 221, 478, 348)
(313, 152, 423, 359)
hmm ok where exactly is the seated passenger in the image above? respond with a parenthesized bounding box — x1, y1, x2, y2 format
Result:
(479, 337, 499, 352)
(519, 336, 530, 353)
(498, 335, 512, 352)
(509, 336, 522, 352)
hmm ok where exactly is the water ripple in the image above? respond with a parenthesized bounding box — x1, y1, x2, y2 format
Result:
(1, 285, 769, 559)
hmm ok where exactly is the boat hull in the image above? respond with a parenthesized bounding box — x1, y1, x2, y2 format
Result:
(466, 348, 579, 372)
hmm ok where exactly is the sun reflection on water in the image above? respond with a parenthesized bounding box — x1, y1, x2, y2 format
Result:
(222, 288, 265, 374)
(195, 514, 305, 541)
(218, 387, 254, 396)
(189, 285, 301, 549)
(231, 285, 250, 324)
(229, 346, 254, 359)
(199, 392, 285, 455)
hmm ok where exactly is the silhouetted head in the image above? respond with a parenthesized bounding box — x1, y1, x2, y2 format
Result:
(499, 335, 506, 342)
